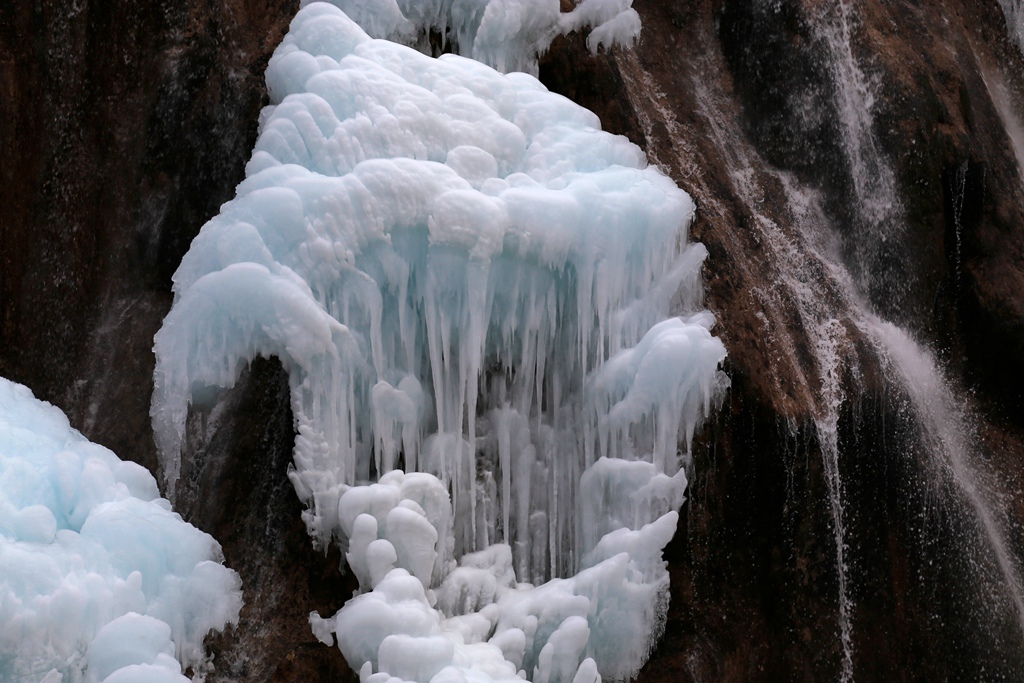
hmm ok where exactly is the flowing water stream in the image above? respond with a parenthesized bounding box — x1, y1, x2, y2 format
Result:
(813, 1, 1024, 673)
(809, 1, 1024, 674)
(999, 0, 1024, 54)
(622, 0, 1024, 677)
(862, 317, 1024, 632)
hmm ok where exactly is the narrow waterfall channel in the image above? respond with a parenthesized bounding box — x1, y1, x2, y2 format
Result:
(864, 318, 1024, 631)
(802, 1, 1024, 672)
(818, 0, 1024, 643)
(790, 1, 1024, 674)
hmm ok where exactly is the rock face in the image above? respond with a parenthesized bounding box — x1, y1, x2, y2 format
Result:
(176, 357, 353, 681)
(569, 1, 1024, 680)
(3, 0, 1024, 680)
(0, 0, 298, 472)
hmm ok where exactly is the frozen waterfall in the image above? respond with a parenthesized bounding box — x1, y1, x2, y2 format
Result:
(306, 0, 642, 75)
(151, 2, 725, 681)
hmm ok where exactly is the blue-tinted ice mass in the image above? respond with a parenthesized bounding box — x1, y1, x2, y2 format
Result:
(149, 2, 726, 680)
(2, 1, 724, 681)
(0, 378, 242, 682)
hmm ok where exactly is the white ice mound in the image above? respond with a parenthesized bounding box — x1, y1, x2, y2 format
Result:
(0, 377, 242, 683)
(305, 0, 642, 75)
(313, 468, 680, 682)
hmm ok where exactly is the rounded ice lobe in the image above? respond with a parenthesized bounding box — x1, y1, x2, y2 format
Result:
(445, 145, 500, 187)
(338, 471, 450, 590)
(13, 504, 57, 543)
(330, 569, 437, 670)
(533, 616, 590, 683)
(0, 378, 241, 682)
(86, 614, 185, 683)
(386, 505, 439, 588)
(378, 633, 455, 682)
(586, 316, 727, 473)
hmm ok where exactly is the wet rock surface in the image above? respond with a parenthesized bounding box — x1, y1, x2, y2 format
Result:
(3, 0, 1024, 679)
(0, 0, 298, 472)
(543, 0, 1024, 679)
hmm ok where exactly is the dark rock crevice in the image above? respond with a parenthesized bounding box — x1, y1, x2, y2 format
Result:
(177, 355, 356, 682)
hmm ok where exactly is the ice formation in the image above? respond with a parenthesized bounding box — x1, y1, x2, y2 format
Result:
(0, 377, 242, 683)
(305, 0, 642, 75)
(152, 3, 725, 680)
(311, 468, 680, 682)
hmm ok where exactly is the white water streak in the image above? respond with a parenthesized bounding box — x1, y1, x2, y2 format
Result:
(816, 0, 901, 298)
(689, 61, 862, 676)
(983, 68, 1024, 189)
(814, 319, 855, 683)
(782, 179, 858, 683)
(863, 318, 1024, 634)
(999, 0, 1024, 54)
(951, 162, 967, 293)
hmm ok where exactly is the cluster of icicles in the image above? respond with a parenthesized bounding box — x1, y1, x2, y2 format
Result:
(151, 3, 726, 681)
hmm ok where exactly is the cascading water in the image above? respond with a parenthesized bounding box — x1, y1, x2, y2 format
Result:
(622, 39, 868, 676)
(806, 1, 1024, 671)
(806, 0, 1024, 674)
(814, 0, 1024, 644)
(817, 1, 901, 257)
(861, 317, 1024, 632)
(616, 0, 1024, 678)
(756, 1, 1024, 674)
(984, 68, 1024, 186)
(1000, 0, 1024, 54)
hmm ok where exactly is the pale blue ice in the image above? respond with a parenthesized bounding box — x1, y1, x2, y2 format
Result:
(151, 3, 726, 681)
(0, 378, 242, 682)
